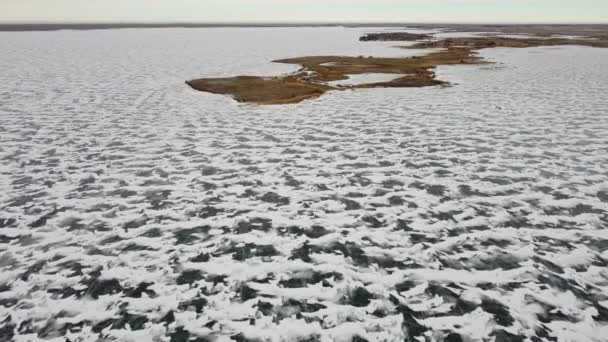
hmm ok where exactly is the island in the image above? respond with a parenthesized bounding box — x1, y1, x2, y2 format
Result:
(187, 30, 608, 105)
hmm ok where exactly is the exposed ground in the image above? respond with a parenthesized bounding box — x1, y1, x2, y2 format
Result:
(405, 24, 608, 39)
(187, 33, 608, 105)
(406, 36, 608, 49)
(188, 48, 482, 105)
(359, 32, 432, 41)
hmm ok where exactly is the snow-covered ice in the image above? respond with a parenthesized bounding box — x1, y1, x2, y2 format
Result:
(327, 73, 403, 87)
(1, 27, 608, 342)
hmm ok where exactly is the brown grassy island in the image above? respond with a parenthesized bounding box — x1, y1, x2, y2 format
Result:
(187, 34, 608, 105)
(359, 32, 433, 41)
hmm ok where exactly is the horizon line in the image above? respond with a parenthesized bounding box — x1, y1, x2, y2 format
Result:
(2, 21, 608, 25)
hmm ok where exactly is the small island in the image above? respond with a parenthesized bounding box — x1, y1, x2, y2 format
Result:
(187, 32, 608, 105)
(359, 32, 432, 41)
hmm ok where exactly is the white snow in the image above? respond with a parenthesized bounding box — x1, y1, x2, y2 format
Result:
(1, 27, 608, 342)
(327, 73, 403, 86)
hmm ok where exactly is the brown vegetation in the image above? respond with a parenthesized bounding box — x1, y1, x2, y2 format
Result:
(359, 32, 432, 41)
(406, 36, 608, 49)
(187, 34, 608, 105)
(187, 48, 483, 104)
(403, 24, 608, 39)
(186, 76, 330, 105)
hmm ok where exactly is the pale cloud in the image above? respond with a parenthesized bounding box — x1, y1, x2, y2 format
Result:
(0, 0, 606, 23)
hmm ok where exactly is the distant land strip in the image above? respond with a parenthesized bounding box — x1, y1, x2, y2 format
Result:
(1, 23, 607, 32)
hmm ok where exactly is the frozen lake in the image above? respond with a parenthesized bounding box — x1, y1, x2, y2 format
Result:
(1, 27, 608, 342)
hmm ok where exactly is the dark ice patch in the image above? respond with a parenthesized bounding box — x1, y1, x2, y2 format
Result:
(256, 301, 274, 316)
(538, 274, 592, 302)
(535, 300, 576, 323)
(533, 325, 558, 342)
(410, 181, 447, 196)
(277, 299, 327, 320)
(444, 333, 463, 342)
(38, 317, 86, 339)
(340, 198, 362, 210)
(362, 215, 385, 228)
(431, 211, 458, 222)
(389, 296, 428, 339)
(324, 242, 368, 266)
(239, 284, 258, 302)
(491, 329, 524, 342)
(480, 238, 512, 248)
(481, 298, 514, 326)
(140, 227, 163, 238)
(189, 206, 224, 219)
(100, 235, 123, 245)
(169, 327, 211, 342)
(145, 189, 172, 209)
(106, 188, 137, 198)
(342, 287, 374, 307)
(278, 271, 342, 288)
(58, 217, 87, 231)
(345, 192, 366, 198)
(426, 283, 458, 301)
(123, 215, 148, 231)
(284, 174, 302, 188)
(228, 244, 280, 261)
(290, 242, 312, 263)
(179, 297, 208, 313)
(532, 256, 564, 274)
(259, 192, 290, 205)
(388, 196, 405, 206)
(544, 204, 605, 217)
(280, 225, 329, 239)
(201, 167, 219, 176)
(124, 282, 156, 298)
(86, 278, 123, 299)
(471, 254, 521, 271)
(409, 233, 440, 245)
(0, 316, 15, 342)
(0, 218, 17, 228)
(395, 280, 416, 292)
(394, 219, 413, 231)
(177, 270, 204, 285)
(349, 174, 372, 187)
(20, 260, 46, 281)
(174, 226, 210, 245)
(450, 298, 478, 316)
(235, 218, 272, 234)
(190, 253, 210, 263)
(458, 184, 488, 197)
(161, 310, 176, 325)
(382, 179, 404, 189)
(93, 311, 148, 332)
(122, 243, 156, 252)
(28, 207, 64, 228)
(592, 302, 608, 322)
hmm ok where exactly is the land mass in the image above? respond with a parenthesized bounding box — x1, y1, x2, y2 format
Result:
(359, 32, 433, 41)
(187, 28, 608, 105)
(403, 24, 608, 39)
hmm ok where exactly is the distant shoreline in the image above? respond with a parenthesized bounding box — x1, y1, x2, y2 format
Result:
(1, 23, 608, 32)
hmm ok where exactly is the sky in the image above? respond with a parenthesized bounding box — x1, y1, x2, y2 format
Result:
(1, 0, 607, 24)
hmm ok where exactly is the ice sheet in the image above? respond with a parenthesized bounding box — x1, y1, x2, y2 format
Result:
(1, 27, 607, 342)
(327, 73, 402, 86)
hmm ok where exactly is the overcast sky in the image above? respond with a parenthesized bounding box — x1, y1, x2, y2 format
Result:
(1, 0, 606, 23)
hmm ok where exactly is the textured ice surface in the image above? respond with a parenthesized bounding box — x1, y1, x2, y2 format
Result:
(327, 73, 402, 87)
(1, 28, 608, 342)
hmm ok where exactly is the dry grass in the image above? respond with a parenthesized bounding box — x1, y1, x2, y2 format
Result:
(187, 35, 608, 105)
